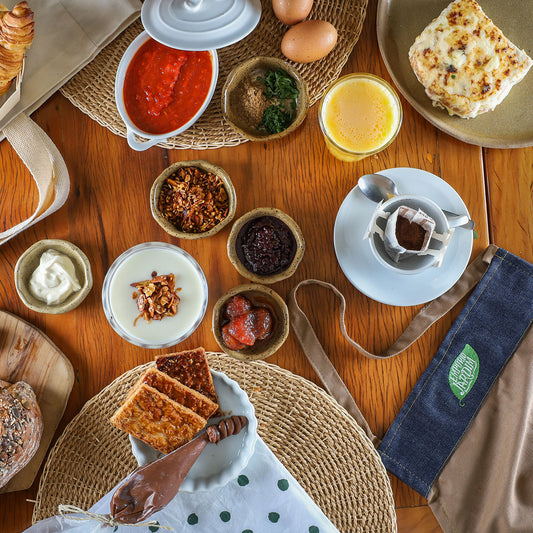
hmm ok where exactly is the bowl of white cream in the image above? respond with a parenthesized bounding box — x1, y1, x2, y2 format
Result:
(15, 239, 93, 314)
(101, 242, 208, 349)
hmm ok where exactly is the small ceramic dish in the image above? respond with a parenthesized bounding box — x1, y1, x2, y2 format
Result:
(15, 239, 93, 314)
(115, 31, 219, 152)
(102, 242, 208, 349)
(227, 207, 305, 284)
(212, 283, 289, 361)
(221, 56, 309, 141)
(150, 160, 237, 240)
(130, 369, 258, 492)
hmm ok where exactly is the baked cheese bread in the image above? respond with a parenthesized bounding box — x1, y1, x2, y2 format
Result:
(138, 368, 218, 420)
(110, 383, 207, 454)
(409, 0, 533, 118)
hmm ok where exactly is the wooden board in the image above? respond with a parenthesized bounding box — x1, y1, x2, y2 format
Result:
(0, 311, 74, 493)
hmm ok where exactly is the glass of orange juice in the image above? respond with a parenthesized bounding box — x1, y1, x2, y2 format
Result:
(318, 73, 403, 162)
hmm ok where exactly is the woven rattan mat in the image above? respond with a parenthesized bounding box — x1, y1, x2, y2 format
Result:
(33, 353, 396, 532)
(59, 0, 368, 150)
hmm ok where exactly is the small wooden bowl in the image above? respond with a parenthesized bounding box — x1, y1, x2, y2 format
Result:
(15, 239, 93, 314)
(221, 56, 309, 141)
(150, 160, 237, 240)
(212, 284, 289, 361)
(227, 207, 305, 284)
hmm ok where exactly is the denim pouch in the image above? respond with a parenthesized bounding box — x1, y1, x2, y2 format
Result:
(289, 245, 533, 533)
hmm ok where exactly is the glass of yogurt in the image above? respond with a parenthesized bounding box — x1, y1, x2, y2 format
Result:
(102, 242, 208, 349)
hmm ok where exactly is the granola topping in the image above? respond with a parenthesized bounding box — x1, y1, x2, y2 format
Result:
(158, 166, 229, 233)
(131, 272, 182, 325)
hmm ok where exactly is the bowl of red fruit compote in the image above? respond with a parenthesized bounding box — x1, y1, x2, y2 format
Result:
(212, 284, 289, 361)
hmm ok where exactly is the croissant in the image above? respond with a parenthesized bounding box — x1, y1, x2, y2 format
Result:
(0, 1, 34, 96)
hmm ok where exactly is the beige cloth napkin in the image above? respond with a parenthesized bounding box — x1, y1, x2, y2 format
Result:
(0, 0, 140, 244)
(0, 0, 140, 134)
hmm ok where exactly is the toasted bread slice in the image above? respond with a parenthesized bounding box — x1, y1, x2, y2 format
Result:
(409, 0, 533, 118)
(110, 383, 207, 454)
(155, 347, 219, 408)
(139, 368, 218, 420)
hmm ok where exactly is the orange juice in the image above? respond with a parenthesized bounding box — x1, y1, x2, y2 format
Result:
(319, 74, 402, 162)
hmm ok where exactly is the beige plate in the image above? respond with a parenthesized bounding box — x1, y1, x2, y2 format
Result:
(377, 0, 533, 148)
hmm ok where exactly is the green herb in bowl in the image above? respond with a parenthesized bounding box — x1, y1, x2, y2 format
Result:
(258, 69, 299, 100)
(222, 56, 309, 141)
(256, 69, 299, 135)
(260, 102, 296, 135)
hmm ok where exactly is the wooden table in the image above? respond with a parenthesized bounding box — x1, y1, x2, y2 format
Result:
(1, 1, 532, 531)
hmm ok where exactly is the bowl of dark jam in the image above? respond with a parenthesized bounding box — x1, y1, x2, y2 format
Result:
(212, 284, 289, 361)
(227, 207, 305, 284)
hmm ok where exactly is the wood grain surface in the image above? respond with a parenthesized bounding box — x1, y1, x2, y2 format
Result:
(0, 0, 531, 531)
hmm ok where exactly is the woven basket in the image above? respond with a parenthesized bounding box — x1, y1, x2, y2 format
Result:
(59, 0, 368, 149)
(33, 353, 396, 532)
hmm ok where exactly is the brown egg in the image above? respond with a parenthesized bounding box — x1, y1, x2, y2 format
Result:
(281, 20, 338, 63)
(272, 0, 313, 26)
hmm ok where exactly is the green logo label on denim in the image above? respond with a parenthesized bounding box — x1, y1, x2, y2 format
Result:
(448, 344, 479, 406)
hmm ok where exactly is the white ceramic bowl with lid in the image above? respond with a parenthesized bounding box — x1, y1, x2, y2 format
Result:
(115, 31, 218, 152)
(102, 242, 208, 348)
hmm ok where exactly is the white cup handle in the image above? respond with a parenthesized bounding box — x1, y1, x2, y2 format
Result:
(127, 128, 162, 152)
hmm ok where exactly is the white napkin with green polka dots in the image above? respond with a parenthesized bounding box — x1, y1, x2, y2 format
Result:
(25, 439, 339, 533)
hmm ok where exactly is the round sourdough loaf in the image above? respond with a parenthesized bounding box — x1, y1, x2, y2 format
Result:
(0, 381, 43, 488)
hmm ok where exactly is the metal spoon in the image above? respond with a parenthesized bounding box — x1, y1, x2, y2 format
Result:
(357, 173, 475, 230)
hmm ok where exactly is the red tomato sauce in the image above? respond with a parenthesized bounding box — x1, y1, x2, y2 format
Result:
(123, 38, 213, 135)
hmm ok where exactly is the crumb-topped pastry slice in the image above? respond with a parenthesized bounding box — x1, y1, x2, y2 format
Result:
(110, 383, 207, 454)
(155, 347, 219, 408)
(138, 368, 218, 420)
(409, 0, 533, 118)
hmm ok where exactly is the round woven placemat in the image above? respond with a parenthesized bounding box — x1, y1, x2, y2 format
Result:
(59, 0, 368, 149)
(32, 353, 396, 532)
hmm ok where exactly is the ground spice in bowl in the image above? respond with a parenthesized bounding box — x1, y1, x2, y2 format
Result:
(238, 77, 270, 127)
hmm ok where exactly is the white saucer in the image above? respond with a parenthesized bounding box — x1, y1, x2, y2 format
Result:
(333, 168, 473, 306)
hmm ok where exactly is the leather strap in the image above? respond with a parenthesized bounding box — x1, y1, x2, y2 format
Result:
(288, 245, 498, 443)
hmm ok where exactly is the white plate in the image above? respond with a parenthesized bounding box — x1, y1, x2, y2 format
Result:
(333, 167, 473, 306)
(130, 370, 257, 492)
